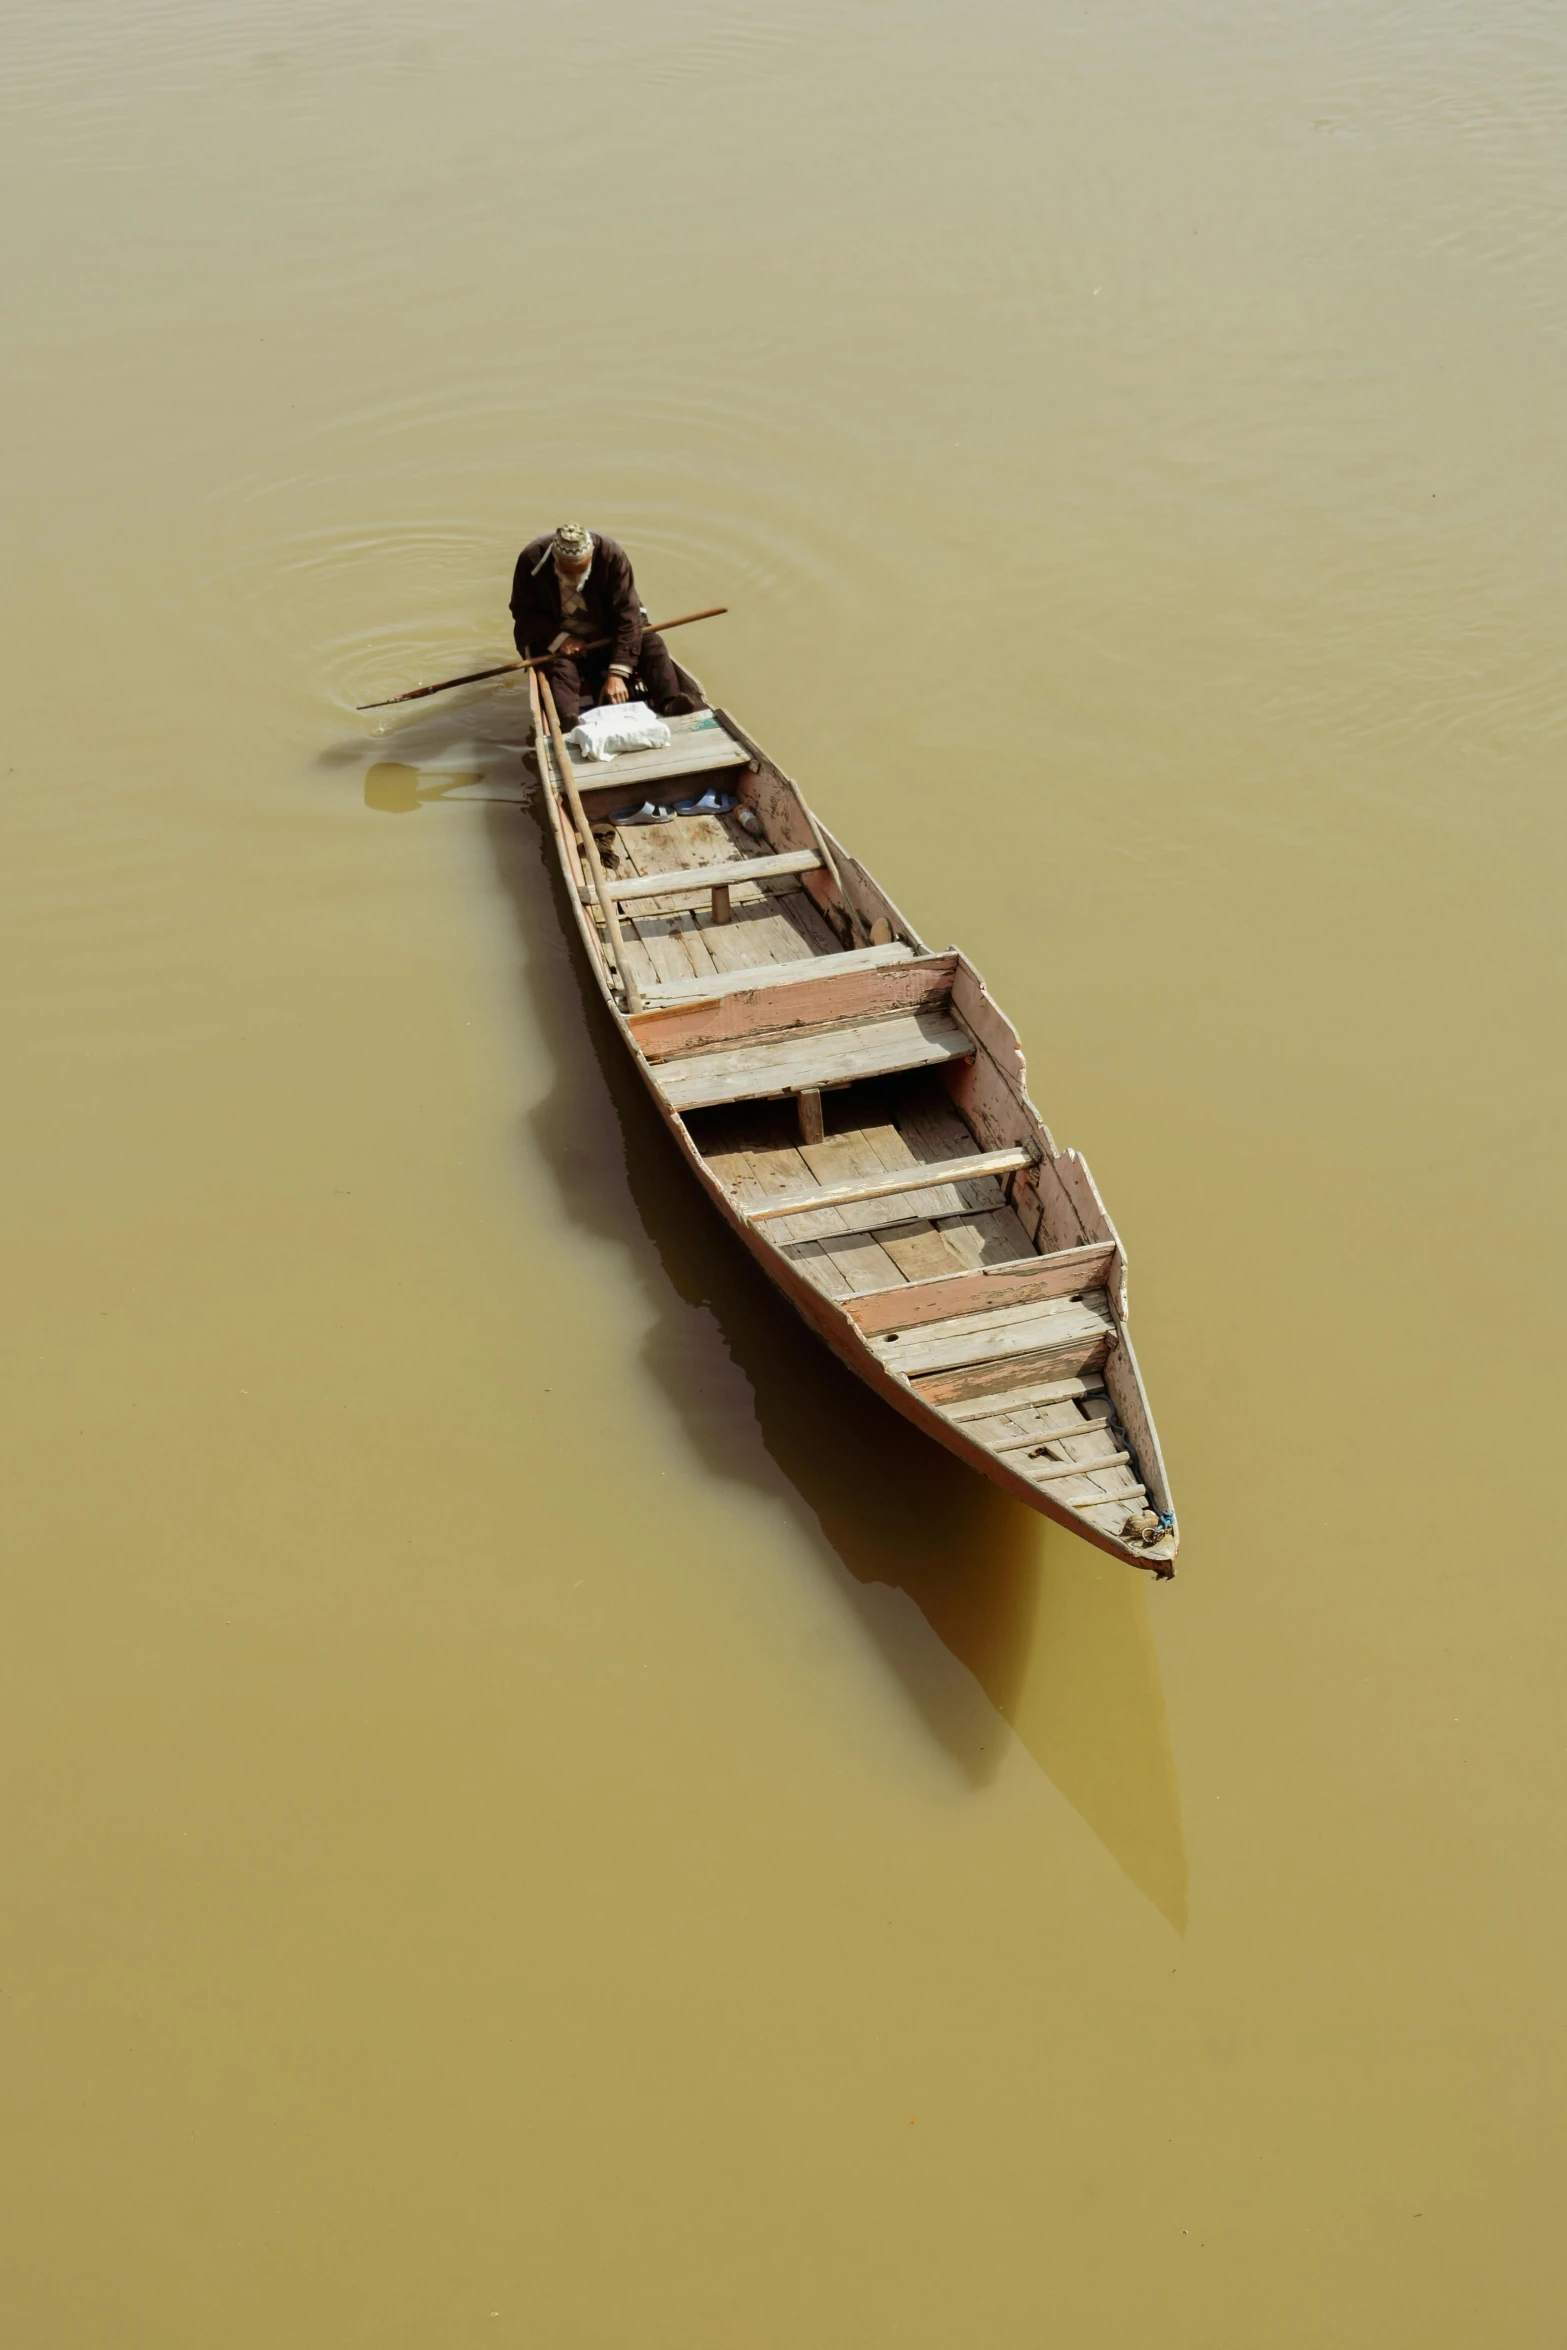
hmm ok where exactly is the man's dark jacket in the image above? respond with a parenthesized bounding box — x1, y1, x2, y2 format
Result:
(509, 533, 645, 670)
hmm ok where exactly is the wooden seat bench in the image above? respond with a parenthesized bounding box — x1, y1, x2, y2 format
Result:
(568, 715, 752, 792)
(865, 1289, 1114, 1381)
(580, 848, 821, 925)
(653, 1010, 975, 1114)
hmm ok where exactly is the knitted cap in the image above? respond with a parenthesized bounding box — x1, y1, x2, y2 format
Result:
(553, 522, 592, 561)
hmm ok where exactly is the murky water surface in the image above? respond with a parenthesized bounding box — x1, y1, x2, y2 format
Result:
(3, 1, 1564, 2340)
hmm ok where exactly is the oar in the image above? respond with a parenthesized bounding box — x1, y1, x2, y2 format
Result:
(356, 605, 729, 710)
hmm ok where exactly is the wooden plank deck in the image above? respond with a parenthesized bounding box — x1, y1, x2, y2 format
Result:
(699, 1079, 1037, 1301)
(939, 1386, 1147, 1523)
(596, 802, 839, 996)
(705, 1089, 1141, 1525)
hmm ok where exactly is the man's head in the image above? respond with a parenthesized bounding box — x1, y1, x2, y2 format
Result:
(552, 521, 593, 581)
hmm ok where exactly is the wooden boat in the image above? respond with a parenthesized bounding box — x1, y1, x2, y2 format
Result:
(528, 670, 1178, 1576)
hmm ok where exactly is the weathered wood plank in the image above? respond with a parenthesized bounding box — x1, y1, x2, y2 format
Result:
(942, 1378, 1106, 1431)
(891, 1091, 1015, 1210)
(913, 1334, 1111, 1408)
(739, 1143, 1031, 1224)
(874, 1222, 972, 1283)
(1040, 1147, 1117, 1253)
(870, 1290, 1112, 1380)
(1102, 1326, 1175, 1520)
(949, 957, 1028, 1093)
(724, 1124, 910, 1295)
(843, 1240, 1118, 1337)
(695, 899, 798, 974)
(735, 1113, 981, 1262)
(714, 1136, 853, 1297)
(629, 812, 834, 976)
(866, 1093, 1037, 1267)
(610, 813, 794, 985)
(932, 1206, 1037, 1269)
(786, 1125, 929, 1292)
(607, 808, 727, 877)
(609, 926, 661, 995)
(605, 817, 716, 991)
(629, 953, 959, 1064)
(653, 1013, 975, 1113)
(848, 1114, 1014, 1231)
(742, 1171, 998, 1249)
(870, 1285, 1109, 1359)
(1074, 1497, 1148, 1532)
(640, 941, 916, 1006)
(614, 908, 701, 990)
(768, 1192, 991, 1245)
(1071, 1467, 1144, 1496)
(569, 720, 750, 793)
(1046, 1467, 1142, 1507)
(774, 880, 853, 958)
(1027, 1449, 1131, 1484)
(585, 848, 820, 906)
(721, 1114, 922, 1245)
(988, 1401, 1115, 1453)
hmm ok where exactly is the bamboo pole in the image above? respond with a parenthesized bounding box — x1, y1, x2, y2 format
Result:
(357, 606, 728, 709)
(536, 671, 645, 1015)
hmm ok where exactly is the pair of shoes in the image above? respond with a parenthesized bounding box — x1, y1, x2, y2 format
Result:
(661, 693, 706, 717)
(613, 800, 672, 826)
(615, 788, 736, 825)
(669, 787, 736, 816)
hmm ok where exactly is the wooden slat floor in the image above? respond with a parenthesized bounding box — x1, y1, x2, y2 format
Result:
(692, 1072, 1151, 1536)
(692, 1074, 1037, 1303)
(591, 802, 840, 997)
(948, 1386, 1148, 1529)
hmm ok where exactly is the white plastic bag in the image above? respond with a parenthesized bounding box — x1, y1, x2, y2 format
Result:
(562, 701, 672, 762)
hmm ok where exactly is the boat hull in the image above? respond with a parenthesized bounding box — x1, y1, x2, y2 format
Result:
(527, 675, 1178, 1575)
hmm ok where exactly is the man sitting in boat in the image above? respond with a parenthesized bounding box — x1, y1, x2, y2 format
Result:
(509, 523, 702, 730)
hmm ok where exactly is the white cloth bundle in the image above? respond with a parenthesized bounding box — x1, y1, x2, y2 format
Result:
(562, 701, 672, 761)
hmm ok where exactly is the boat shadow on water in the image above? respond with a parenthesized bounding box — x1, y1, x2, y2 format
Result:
(342, 721, 1187, 1927)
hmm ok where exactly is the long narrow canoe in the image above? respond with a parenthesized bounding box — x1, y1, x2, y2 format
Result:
(528, 674, 1178, 1576)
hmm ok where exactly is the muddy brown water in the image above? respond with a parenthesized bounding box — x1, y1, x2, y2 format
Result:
(2, 1, 1564, 2342)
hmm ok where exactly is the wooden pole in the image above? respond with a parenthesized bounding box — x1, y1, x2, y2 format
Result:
(536, 671, 645, 1015)
(356, 606, 728, 709)
(1027, 1451, 1132, 1484)
(745, 1144, 1035, 1222)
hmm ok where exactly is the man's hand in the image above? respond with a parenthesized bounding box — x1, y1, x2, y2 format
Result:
(603, 673, 630, 703)
(559, 636, 587, 657)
